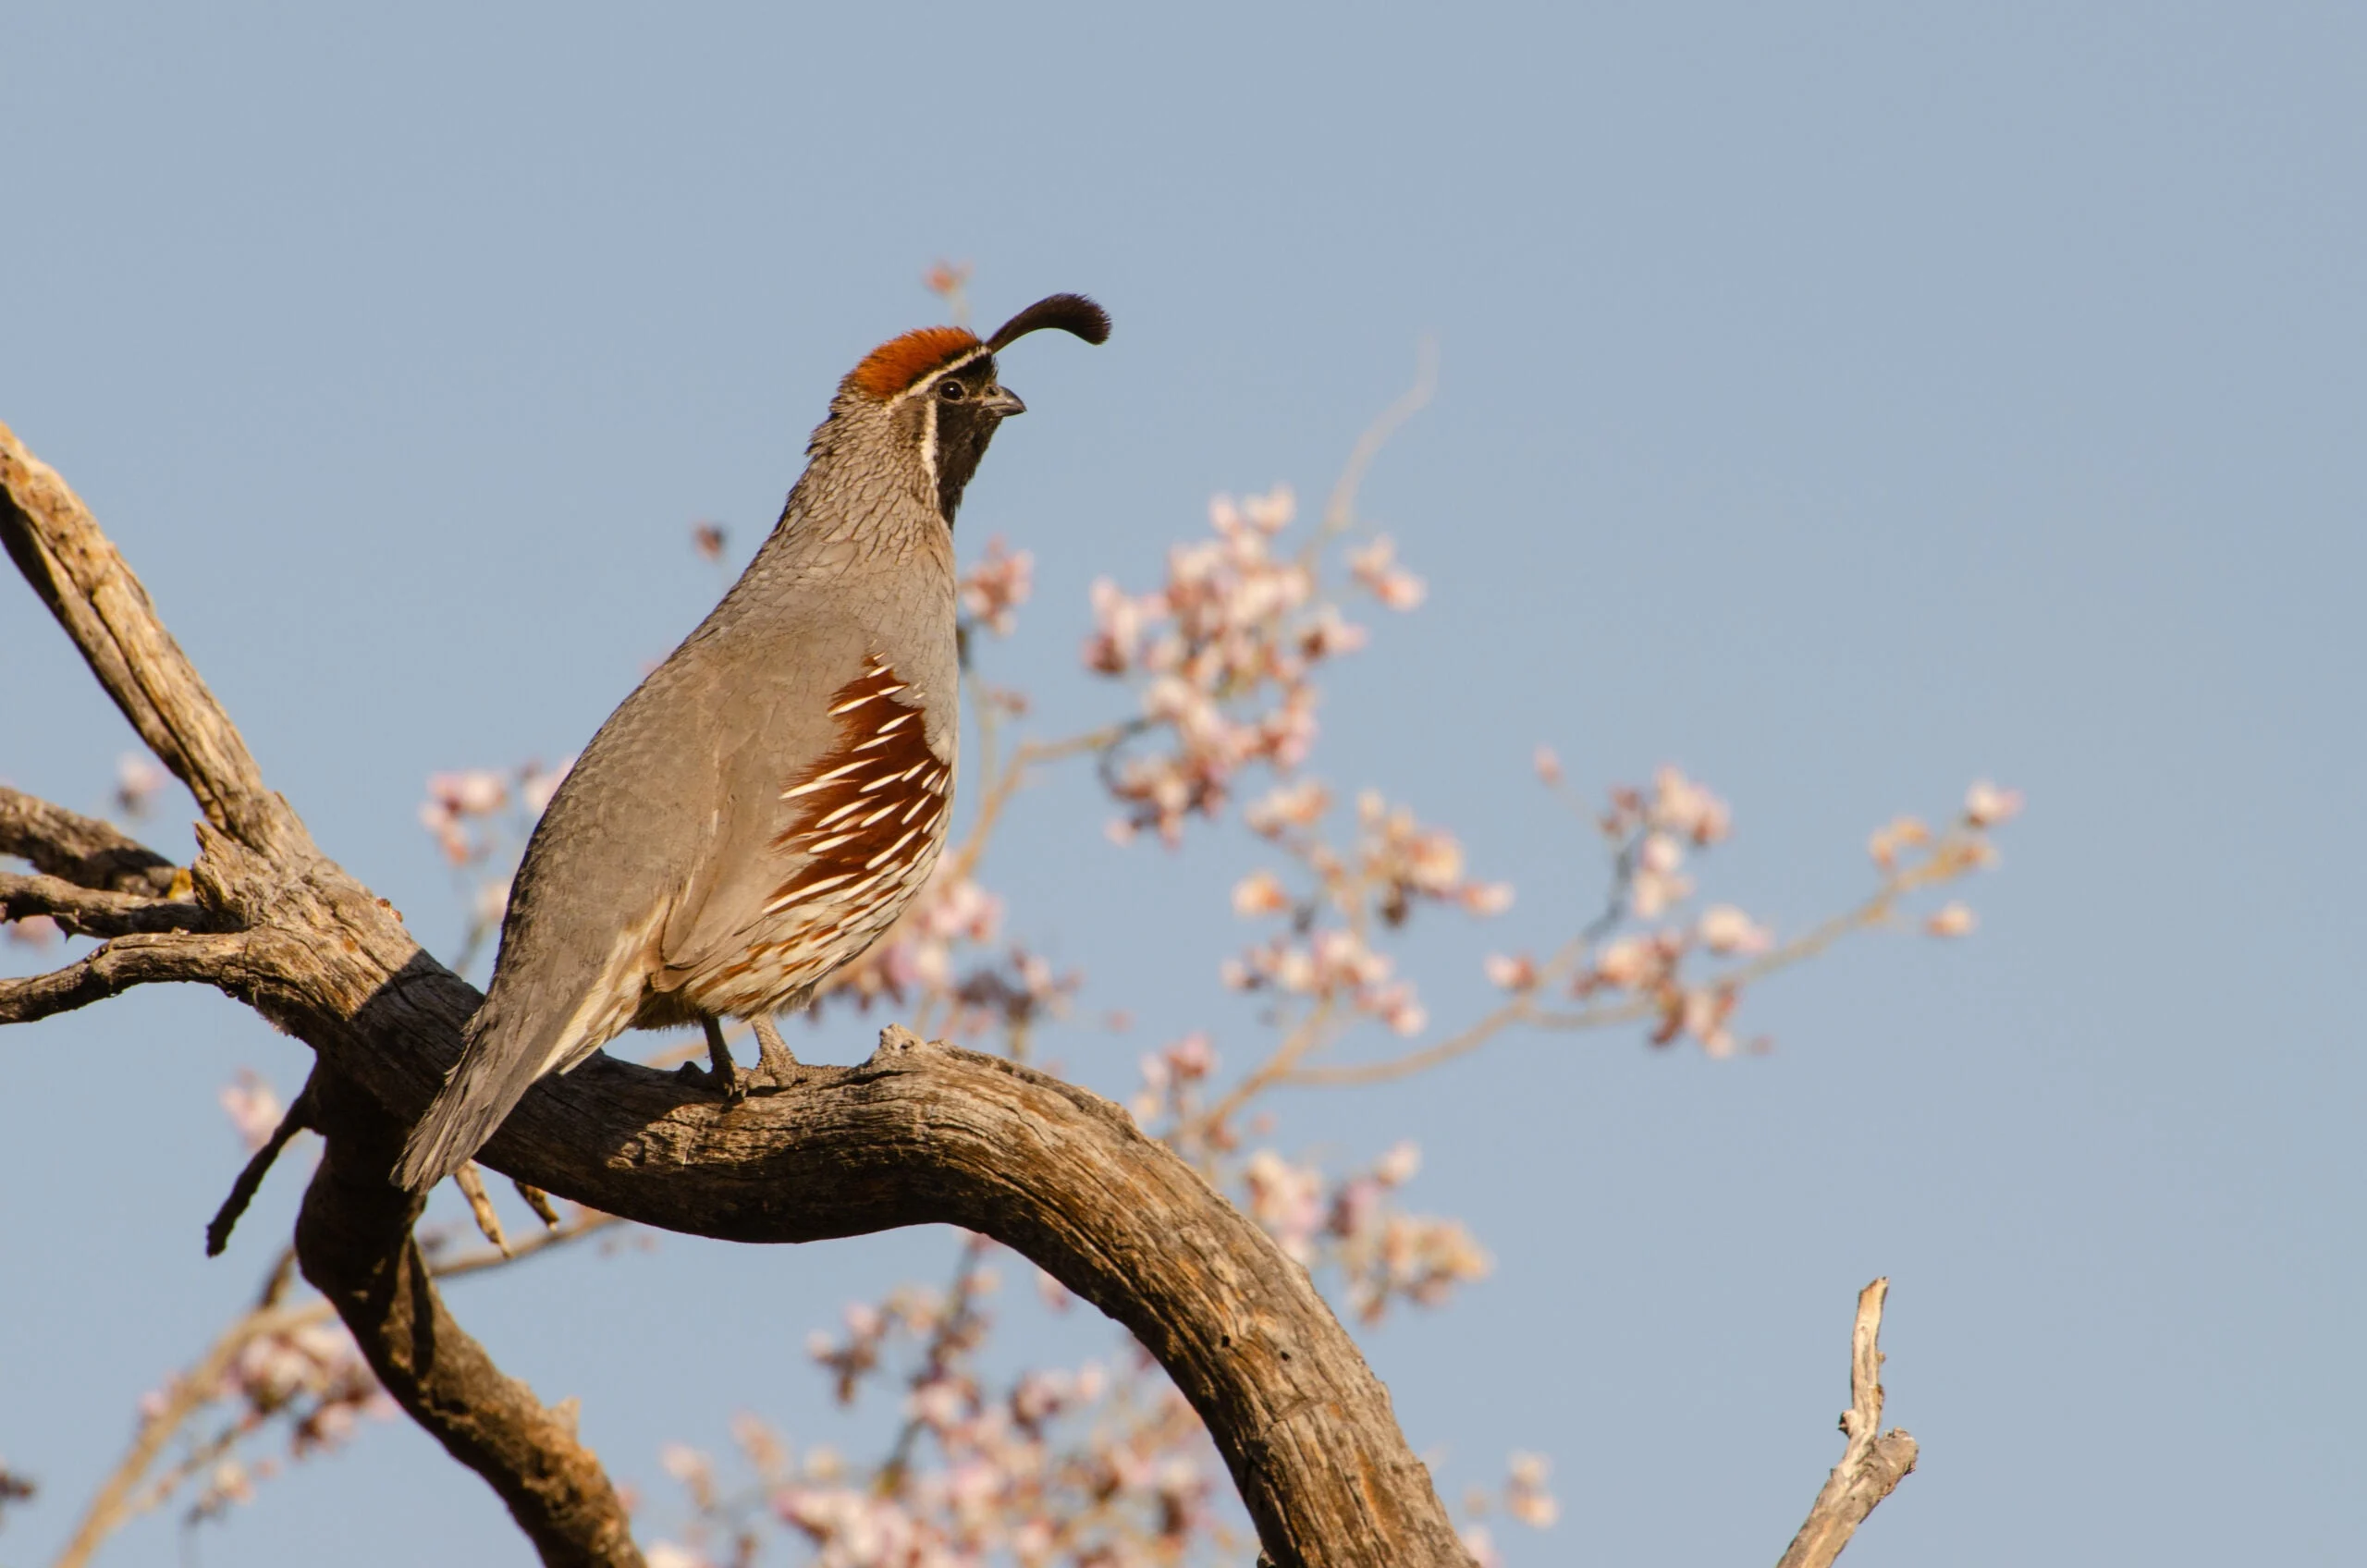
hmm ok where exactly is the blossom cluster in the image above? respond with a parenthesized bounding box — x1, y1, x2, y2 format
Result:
(1240, 1141, 1490, 1324)
(143, 1312, 396, 1531)
(1224, 786, 1513, 1041)
(417, 758, 573, 869)
(651, 1243, 1235, 1568)
(956, 536, 1034, 638)
(1083, 487, 1420, 843)
(1486, 770, 2023, 1058)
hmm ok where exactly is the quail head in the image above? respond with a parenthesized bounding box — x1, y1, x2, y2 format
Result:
(397, 293, 1111, 1192)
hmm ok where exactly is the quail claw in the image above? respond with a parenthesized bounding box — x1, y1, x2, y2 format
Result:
(699, 1016, 745, 1103)
(749, 1013, 802, 1089)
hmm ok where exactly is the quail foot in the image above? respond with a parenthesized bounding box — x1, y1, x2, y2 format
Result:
(397, 293, 1110, 1192)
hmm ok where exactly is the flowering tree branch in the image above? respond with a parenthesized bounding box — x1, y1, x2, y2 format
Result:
(3, 418, 1474, 1565)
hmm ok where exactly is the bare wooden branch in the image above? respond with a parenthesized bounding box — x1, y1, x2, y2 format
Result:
(452, 1161, 514, 1256)
(3, 429, 1478, 1566)
(0, 930, 251, 1024)
(206, 1080, 316, 1256)
(1774, 1278, 1919, 1568)
(296, 1069, 644, 1568)
(0, 421, 288, 852)
(0, 869, 215, 937)
(0, 785, 178, 895)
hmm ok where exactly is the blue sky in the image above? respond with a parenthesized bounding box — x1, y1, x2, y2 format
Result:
(5, 3, 2362, 1563)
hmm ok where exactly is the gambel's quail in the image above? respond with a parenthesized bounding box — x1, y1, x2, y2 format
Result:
(397, 293, 1110, 1191)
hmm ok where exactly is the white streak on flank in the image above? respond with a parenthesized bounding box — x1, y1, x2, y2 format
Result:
(866, 827, 922, 870)
(856, 802, 900, 827)
(901, 794, 932, 823)
(765, 871, 855, 912)
(803, 830, 859, 855)
(896, 760, 929, 782)
(873, 710, 914, 733)
(858, 770, 901, 793)
(783, 759, 865, 799)
(815, 797, 871, 828)
(830, 692, 879, 715)
(853, 732, 898, 753)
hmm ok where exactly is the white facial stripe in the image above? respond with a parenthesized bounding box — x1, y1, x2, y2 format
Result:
(889, 347, 991, 406)
(919, 393, 938, 484)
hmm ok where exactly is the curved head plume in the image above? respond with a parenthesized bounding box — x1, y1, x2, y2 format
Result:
(986, 293, 1112, 353)
(845, 293, 1110, 402)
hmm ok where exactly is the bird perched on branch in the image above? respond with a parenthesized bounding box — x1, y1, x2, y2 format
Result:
(397, 293, 1111, 1192)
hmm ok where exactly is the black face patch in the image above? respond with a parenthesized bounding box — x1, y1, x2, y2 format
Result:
(929, 355, 1005, 524)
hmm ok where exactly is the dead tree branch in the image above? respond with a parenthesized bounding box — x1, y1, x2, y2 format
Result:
(3, 420, 1475, 1566)
(0, 869, 215, 937)
(296, 1069, 644, 1568)
(0, 785, 179, 895)
(1775, 1278, 1919, 1568)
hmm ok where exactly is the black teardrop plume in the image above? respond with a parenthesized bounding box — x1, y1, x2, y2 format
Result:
(987, 293, 1112, 351)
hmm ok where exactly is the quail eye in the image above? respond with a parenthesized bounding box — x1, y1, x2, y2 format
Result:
(938, 380, 967, 401)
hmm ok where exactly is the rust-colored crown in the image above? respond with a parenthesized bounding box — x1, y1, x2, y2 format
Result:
(847, 326, 983, 400)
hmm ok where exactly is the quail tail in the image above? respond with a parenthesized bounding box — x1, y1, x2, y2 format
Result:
(395, 1019, 554, 1192)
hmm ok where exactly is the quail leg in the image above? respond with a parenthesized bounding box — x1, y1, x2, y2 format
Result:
(749, 1012, 802, 1088)
(699, 1014, 744, 1102)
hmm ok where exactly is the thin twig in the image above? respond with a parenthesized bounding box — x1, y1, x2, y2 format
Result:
(205, 1084, 317, 1256)
(1312, 338, 1440, 556)
(1282, 847, 1974, 1090)
(1773, 1278, 1919, 1568)
(0, 785, 179, 895)
(51, 1301, 327, 1568)
(0, 931, 249, 1025)
(452, 1163, 512, 1256)
(0, 870, 215, 938)
(63, 1210, 620, 1566)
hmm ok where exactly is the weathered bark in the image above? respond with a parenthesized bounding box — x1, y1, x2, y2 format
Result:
(1774, 1279, 1919, 1568)
(0, 786, 179, 895)
(296, 1069, 644, 1568)
(2, 416, 1475, 1565)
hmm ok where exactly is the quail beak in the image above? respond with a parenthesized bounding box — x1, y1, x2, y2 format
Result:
(979, 386, 1025, 418)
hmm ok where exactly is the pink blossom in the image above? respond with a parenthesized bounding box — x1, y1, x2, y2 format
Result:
(1868, 815, 1931, 872)
(1926, 901, 1978, 937)
(1461, 881, 1515, 916)
(115, 751, 169, 818)
(1532, 744, 1563, 787)
(1697, 904, 1772, 955)
(1964, 778, 2024, 828)
(1231, 869, 1291, 917)
(1588, 934, 1664, 991)
(1347, 535, 1428, 610)
(6, 914, 60, 949)
(958, 537, 1035, 636)
(1245, 778, 1331, 836)
(1483, 952, 1538, 991)
(521, 755, 575, 815)
(1650, 766, 1732, 844)
(218, 1070, 284, 1153)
